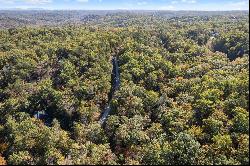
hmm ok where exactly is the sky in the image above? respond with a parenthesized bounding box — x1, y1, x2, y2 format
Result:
(0, 0, 249, 10)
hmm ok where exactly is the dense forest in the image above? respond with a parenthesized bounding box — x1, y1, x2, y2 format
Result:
(0, 11, 249, 165)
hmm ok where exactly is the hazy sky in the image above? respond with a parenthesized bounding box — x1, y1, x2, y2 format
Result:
(0, 0, 249, 10)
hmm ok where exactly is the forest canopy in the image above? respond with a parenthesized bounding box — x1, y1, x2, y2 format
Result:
(0, 10, 249, 165)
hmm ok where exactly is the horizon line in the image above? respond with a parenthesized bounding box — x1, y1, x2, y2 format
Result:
(0, 9, 249, 12)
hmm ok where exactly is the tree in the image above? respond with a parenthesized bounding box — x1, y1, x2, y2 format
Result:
(170, 132, 202, 165)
